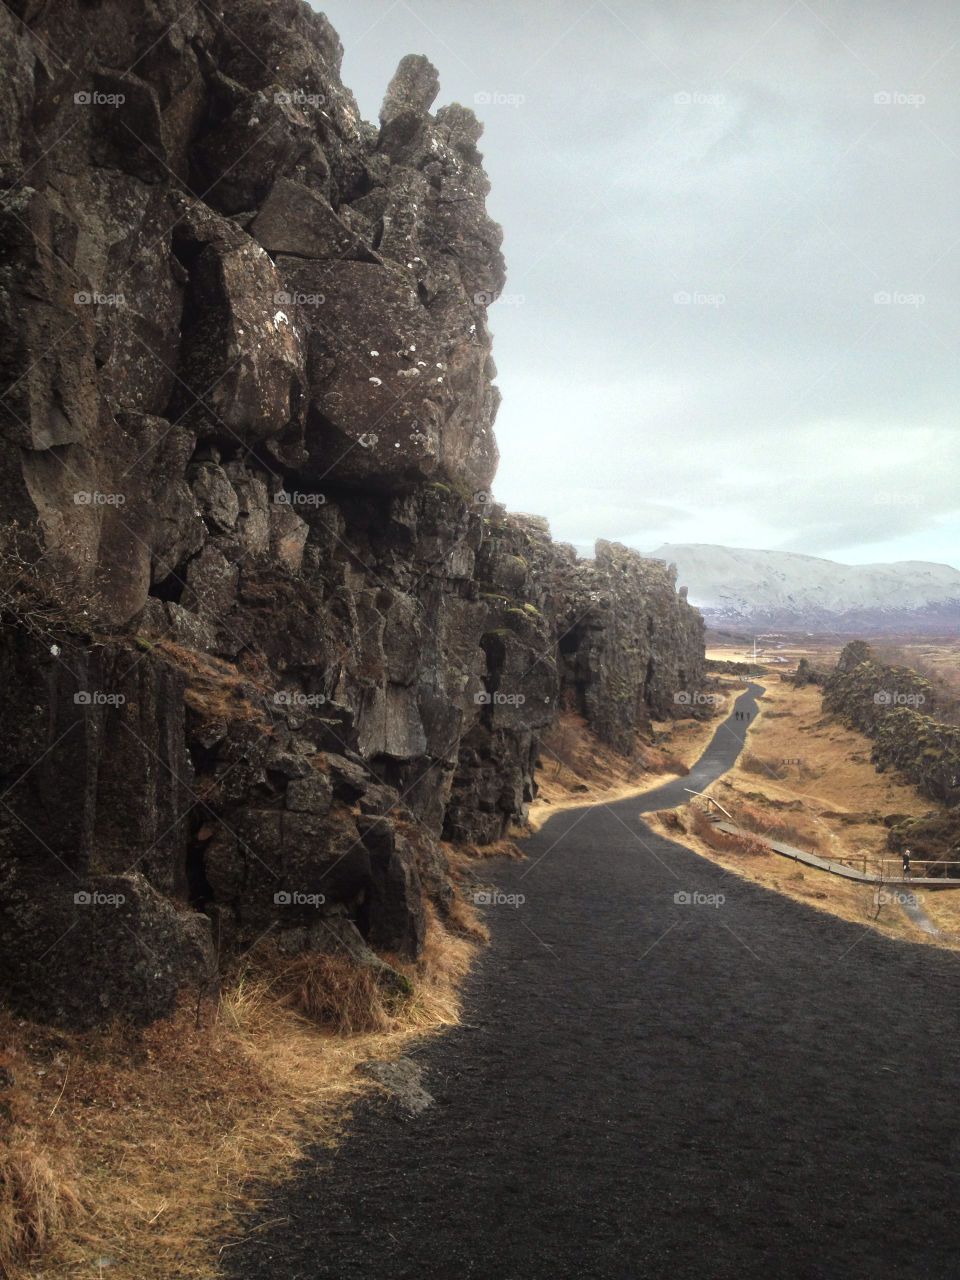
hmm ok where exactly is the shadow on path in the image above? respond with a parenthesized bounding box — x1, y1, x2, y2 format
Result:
(223, 678, 960, 1280)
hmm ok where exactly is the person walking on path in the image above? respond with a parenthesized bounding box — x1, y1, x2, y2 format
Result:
(903, 848, 911, 878)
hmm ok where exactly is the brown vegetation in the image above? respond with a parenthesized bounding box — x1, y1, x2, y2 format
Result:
(687, 805, 769, 856)
(650, 639, 960, 948)
(529, 706, 725, 828)
(0, 893, 484, 1279)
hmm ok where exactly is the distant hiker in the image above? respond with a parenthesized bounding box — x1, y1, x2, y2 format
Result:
(903, 849, 911, 878)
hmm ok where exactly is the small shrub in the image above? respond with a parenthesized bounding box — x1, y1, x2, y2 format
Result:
(256, 951, 410, 1036)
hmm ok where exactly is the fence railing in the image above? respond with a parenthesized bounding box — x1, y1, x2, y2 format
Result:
(879, 858, 960, 880)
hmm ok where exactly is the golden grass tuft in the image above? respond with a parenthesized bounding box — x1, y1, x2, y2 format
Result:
(0, 887, 486, 1279)
(442, 891, 492, 944)
(394, 899, 482, 1029)
(0, 1141, 84, 1276)
(245, 950, 403, 1037)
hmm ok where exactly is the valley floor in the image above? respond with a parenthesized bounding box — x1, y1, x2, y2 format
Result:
(647, 658, 960, 947)
(219, 776, 960, 1279)
(10, 665, 958, 1277)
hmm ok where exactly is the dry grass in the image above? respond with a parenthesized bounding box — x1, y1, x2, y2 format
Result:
(0, 1139, 84, 1277)
(451, 837, 525, 862)
(528, 705, 726, 831)
(0, 897, 484, 1280)
(136, 639, 285, 739)
(257, 951, 407, 1036)
(647, 648, 960, 951)
(648, 807, 932, 944)
(721, 797, 824, 852)
(688, 805, 769, 857)
(442, 890, 492, 944)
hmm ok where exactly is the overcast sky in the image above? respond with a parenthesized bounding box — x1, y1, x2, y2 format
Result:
(315, 0, 960, 569)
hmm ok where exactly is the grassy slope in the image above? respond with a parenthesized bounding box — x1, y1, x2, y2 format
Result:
(648, 653, 960, 948)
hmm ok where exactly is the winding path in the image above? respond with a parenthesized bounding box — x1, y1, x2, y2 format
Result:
(225, 682, 960, 1280)
(636, 680, 765, 813)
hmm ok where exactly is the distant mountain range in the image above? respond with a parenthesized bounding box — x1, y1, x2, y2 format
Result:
(649, 544, 960, 634)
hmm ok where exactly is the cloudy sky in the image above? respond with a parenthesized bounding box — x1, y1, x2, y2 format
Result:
(316, 0, 960, 568)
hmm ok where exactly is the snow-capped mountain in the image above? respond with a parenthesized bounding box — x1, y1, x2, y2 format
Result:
(648, 544, 960, 634)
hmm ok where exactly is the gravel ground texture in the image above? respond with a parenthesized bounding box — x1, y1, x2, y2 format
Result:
(225, 684, 960, 1279)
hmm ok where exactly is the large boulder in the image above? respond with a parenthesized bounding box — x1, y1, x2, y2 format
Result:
(0, 869, 213, 1029)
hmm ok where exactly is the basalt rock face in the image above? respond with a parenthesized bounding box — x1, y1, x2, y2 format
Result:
(0, 0, 704, 1028)
(553, 543, 706, 756)
(824, 644, 960, 807)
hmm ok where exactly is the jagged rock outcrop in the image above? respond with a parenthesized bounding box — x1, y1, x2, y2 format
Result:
(553, 543, 705, 755)
(0, 0, 704, 1028)
(790, 657, 827, 687)
(824, 643, 960, 806)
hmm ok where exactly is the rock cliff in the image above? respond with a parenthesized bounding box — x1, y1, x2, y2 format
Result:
(0, 0, 704, 1028)
(823, 643, 960, 807)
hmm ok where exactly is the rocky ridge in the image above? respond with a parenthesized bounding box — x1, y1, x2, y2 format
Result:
(0, 0, 704, 1028)
(823, 642, 960, 863)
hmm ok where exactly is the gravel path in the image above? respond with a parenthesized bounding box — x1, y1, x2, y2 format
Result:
(634, 680, 764, 813)
(225, 689, 960, 1280)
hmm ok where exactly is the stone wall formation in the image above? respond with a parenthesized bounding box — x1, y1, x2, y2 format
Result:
(0, 0, 705, 1027)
